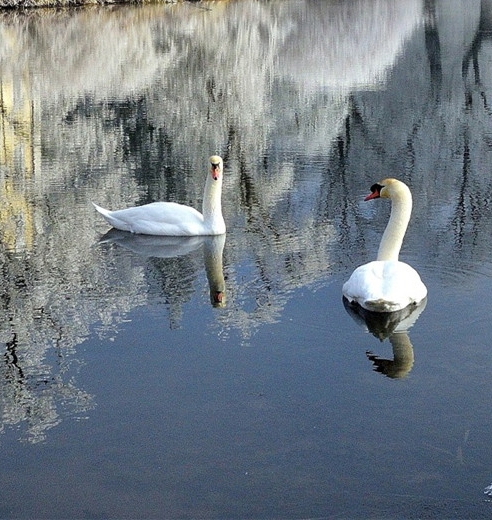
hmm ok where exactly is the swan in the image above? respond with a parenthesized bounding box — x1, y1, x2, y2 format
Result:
(342, 178, 427, 313)
(93, 156, 226, 236)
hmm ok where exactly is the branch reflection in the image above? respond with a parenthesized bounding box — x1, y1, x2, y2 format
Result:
(0, 0, 488, 442)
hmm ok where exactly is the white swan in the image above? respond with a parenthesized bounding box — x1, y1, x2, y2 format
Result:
(342, 178, 427, 313)
(93, 156, 225, 236)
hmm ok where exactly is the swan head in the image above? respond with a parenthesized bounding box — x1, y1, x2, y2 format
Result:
(364, 178, 409, 201)
(209, 155, 223, 181)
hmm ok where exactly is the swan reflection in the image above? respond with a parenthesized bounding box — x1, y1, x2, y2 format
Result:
(99, 230, 226, 308)
(343, 297, 426, 378)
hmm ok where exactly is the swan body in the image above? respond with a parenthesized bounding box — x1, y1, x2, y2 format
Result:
(93, 156, 225, 236)
(343, 178, 427, 313)
(343, 260, 427, 313)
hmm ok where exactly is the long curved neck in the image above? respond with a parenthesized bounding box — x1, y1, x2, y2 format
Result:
(202, 173, 222, 223)
(377, 185, 412, 261)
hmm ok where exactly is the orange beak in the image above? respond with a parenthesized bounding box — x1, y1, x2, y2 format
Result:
(211, 164, 221, 181)
(364, 191, 380, 201)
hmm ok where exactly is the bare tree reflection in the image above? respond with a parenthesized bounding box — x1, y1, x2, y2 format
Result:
(0, 0, 426, 344)
(0, 0, 488, 440)
(424, 0, 443, 100)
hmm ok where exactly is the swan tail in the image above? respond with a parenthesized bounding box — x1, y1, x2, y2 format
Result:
(92, 202, 112, 218)
(92, 202, 132, 232)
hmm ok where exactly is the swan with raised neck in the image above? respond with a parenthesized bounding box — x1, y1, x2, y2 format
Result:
(93, 156, 226, 236)
(342, 178, 427, 313)
(369, 178, 412, 261)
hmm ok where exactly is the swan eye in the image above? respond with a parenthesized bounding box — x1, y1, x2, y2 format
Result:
(370, 183, 383, 196)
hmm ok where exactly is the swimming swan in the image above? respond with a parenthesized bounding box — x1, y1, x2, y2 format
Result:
(93, 156, 225, 236)
(342, 178, 427, 313)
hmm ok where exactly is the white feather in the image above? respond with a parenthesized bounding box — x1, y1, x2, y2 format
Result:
(93, 156, 225, 236)
(343, 178, 427, 313)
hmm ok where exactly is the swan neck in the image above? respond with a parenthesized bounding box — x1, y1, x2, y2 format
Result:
(202, 173, 222, 221)
(377, 187, 412, 261)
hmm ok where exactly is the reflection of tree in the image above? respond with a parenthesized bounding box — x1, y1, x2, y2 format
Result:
(340, 0, 492, 284)
(424, 0, 443, 99)
(454, 1, 492, 255)
(0, 0, 488, 439)
(461, 0, 492, 97)
(0, 254, 93, 442)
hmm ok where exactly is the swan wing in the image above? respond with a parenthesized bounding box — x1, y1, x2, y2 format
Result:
(93, 202, 207, 236)
(343, 260, 427, 313)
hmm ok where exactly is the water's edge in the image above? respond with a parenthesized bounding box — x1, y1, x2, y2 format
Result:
(0, 0, 177, 10)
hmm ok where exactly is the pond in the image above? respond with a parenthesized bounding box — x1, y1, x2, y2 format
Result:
(1, 0, 492, 518)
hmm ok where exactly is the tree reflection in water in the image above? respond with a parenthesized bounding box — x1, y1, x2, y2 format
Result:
(0, 0, 488, 461)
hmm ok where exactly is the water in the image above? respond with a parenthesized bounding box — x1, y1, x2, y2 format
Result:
(0, 0, 492, 517)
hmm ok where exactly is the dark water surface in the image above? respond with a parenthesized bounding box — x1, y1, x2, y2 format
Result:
(1, 0, 492, 518)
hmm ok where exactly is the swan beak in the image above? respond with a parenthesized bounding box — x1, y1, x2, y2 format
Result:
(211, 290, 225, 307)
(364, 191, 379, 201)
(211, 163, 221, 181)
(365, 182, 383, 201)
